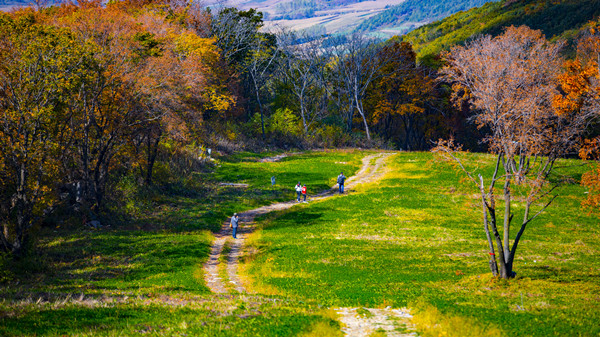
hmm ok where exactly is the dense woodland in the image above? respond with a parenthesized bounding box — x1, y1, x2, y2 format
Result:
(0, 0, 599, 262)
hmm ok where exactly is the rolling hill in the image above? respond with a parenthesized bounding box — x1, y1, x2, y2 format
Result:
(402, 0, 600, 63)
(204, 0, 504, 36)
(355, 0, 496, 37)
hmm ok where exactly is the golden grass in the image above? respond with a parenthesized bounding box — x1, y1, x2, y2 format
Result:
(411, 300, 504, 337)
(238, 229, 283, 296)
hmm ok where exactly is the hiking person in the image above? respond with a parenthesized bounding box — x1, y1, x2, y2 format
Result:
(230, 213, 239, 239)
(295, 182, 302, 202)
(337, 172, 346, 194)
(302, 184, 307, 202)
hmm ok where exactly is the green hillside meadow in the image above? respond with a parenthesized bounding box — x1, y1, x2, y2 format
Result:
(242, 152, 600, 336)
(3, 150, 595, 336)
(403, 0, 600, 63)
(0, 150, 366, 336)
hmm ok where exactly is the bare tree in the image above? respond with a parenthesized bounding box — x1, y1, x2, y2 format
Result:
(246, 34, 280, 139)
(277, 31, 328, 134)
(434, 26, 594, 279)
(328, 33, 406, 140)
(209, 7, 264, 66)
(30, 0, 50, 11)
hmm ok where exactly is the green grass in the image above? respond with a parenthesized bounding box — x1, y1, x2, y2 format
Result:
(135, 149, 367, 234)
(0, 149, 367, 336)
(0, 295, 340, 336)
(243, 152, 600, 336)
(2, 150, 598, 336)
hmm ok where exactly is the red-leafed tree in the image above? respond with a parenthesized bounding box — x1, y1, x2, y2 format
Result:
(554, 22, 600, 216)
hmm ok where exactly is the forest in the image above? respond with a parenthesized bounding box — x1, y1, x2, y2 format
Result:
(403, 0, 600, 64)
(0, 0, 598, 275)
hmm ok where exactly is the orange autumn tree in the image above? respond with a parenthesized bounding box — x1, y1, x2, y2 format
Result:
(435, 26, 593, 279)
(0, 13, 91, 255)
(366, 40, 439, 150)
(125, 5, 225, 184)
(52, 3, 150, 211)
(554, 22, 600, 216)
(51, 1, 225, 200)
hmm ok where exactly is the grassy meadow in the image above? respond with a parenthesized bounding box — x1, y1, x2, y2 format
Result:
(242, 152, 600, 336)
(0, 150, 366, 336)
(1, 149, 598, 336)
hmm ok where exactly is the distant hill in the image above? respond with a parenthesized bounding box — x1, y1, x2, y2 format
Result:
(209, 0, 408, 35)
(355, 0, 496, 37)
(0, 0, 25, 10)
(402, 0, 600, 64)
(205, 0, 503, 36)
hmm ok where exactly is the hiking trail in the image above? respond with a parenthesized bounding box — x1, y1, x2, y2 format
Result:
(203, 152, 418, 336)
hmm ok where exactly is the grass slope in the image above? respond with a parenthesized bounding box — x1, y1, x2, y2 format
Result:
(356, 0, 495, 36)
(0, 150, 366, 336)
(403, 0, 600, 64)
(243, 152, 600, 336)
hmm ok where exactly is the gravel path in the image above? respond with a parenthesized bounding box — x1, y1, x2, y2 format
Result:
(336, 307, 417, 337)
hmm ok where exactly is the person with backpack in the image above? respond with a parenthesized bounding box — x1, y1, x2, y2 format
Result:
(295, 182, 302, 202)
(337, 172, 346, 194)
(301, 184, 307, 202)
(230, 213, 239, 239)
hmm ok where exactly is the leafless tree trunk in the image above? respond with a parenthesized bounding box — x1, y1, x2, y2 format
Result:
(246, 35, 279, 139)
(435, 26, 595, 279)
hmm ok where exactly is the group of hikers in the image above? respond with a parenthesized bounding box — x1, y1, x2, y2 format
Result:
(229, 172, 347, 239)
(295, 171, 346, 202)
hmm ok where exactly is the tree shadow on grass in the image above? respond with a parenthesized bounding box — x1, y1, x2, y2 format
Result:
(262, 210, 326, 230)
(9, 231, 212, 295)
(0, 304, 328, 337)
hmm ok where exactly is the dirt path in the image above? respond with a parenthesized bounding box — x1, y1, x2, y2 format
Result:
(202, 152, 418, 336)
(203, 152, 393, 294)
(258, 152, 302, 162)
(335, 307, 417, 337)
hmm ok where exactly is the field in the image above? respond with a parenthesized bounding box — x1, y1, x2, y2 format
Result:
(242, 152, 600, 336)
(0, 150, 366, 336)
(1, 150, 598, 336)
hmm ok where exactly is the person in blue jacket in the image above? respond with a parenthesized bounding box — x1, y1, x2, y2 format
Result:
(230, 213, 239, 239)
(337, 172, 346, 194)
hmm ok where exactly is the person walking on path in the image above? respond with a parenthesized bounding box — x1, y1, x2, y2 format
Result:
(230, 213, 239, 239)
(301, 184, 307, 202)
(337, 172, 346, 194)
(295, 182, 302, 202)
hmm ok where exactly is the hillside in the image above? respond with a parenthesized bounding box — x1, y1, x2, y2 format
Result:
(207, 0, 406, 35)
(3, 151, 599, 336)
(204, 0, 505, 36)
(403, 0, 600, 63)
(355, 0, 496, 37)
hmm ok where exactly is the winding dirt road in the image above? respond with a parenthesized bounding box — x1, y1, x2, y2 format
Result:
(202, 152, 418, 336)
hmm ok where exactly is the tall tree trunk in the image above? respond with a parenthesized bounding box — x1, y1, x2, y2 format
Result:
(145, 132, 161, 186)
(503, 182, 513, 264)
(299, 93, 308, 133)
(252, 75, 265, 139)
(479, 175, 499, 276)
(354, 93, 370, 140)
